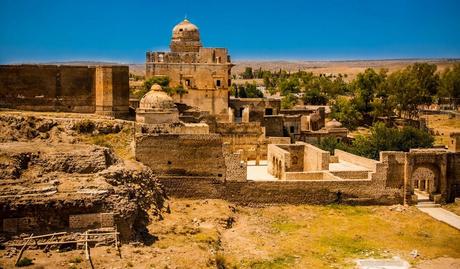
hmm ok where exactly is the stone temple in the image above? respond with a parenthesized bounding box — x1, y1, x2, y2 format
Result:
(145, 19, 233, 117)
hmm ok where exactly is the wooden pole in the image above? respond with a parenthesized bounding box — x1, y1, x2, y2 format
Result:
(84, 231, 95, 269)
(114, 227, 121, 258)
(15, 234, 33, 266)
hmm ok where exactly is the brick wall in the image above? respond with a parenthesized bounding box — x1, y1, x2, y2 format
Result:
(68, 213, 114, 229)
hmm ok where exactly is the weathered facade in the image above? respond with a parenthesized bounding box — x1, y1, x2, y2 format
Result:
(0, 65, 129, 117)
(146, 19, 233, 115)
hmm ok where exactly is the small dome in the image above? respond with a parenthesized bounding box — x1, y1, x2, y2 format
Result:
(139, 84, 177, 111)
(325, 119, 342, 129)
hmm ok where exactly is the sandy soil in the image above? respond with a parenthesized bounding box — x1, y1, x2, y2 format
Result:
(2, 199, 460, 269)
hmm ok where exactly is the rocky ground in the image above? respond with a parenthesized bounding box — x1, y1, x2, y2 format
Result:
(1, 111, 459, 268)
(0, 111, 167, 243)
(1, 199, 459, 268)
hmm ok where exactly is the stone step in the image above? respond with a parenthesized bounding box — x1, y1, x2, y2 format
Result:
(417, 198, 430, 202)
(416, 202, 441, 208)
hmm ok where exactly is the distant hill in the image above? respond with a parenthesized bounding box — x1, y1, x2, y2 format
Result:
(231, 59, 460, 80)
(14, 58, 460, 80)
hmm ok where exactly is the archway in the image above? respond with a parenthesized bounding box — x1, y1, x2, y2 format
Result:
(411, 164, 439, 201)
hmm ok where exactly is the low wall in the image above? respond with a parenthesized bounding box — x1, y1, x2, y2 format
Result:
(304, 143, 330, 171)
(330, 171, 370, 180)
(284, 171, 340, 181)
(158, 178, 403, 205)
(335, 149, 378, 171)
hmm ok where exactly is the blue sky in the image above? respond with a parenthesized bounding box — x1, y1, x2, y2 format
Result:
(0, 0, 459, 63)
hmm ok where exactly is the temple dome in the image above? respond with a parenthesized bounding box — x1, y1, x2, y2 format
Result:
(139, 84, 177, 111)
(170, 19, 202, 53)
(172, 19, 199, 33)
(325, 119, 343, 129)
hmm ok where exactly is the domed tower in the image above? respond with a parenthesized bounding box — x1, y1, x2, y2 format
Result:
(170, 19, 202, 53)
(136, 84, 179, 124)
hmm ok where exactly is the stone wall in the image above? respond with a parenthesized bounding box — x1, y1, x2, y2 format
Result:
(0, 65, 129, 117)
(215, 122, 265, 160)
(264, 115, 284, 137)
(229, 97, 281, 122)
(146, 47, 232, 115)
(135, 134, 226, 180)
(224, 153, 247, 182)
(304, 143, 330, 171)
(69, 213, 114, 229)
(159, 178, 403, 205)
(2, 217, 38, 233)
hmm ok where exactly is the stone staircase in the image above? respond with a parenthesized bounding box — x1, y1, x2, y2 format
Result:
(416, 197, 441, 208)
(414, 189, 440, 208)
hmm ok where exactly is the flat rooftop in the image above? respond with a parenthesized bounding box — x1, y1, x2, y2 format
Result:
(329, 160, 371, 172)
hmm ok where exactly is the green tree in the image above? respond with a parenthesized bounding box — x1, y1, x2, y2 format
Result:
(281, 93, 298, 109)
(330, 96, 363, 130)
(318, 122, 434, 160)
(143, 76, 170, 91)
(438, 63, 460, 109)
(241, 67, 254, 79)
(351, 68, 386, 113)
(303, 88, 328, 105)
(387, 64, 439, 119)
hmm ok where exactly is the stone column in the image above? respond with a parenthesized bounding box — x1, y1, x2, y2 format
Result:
(228, 108, 234, 123)
(242, 106, 250, 123)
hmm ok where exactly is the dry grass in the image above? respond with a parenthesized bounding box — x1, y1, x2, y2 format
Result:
(2, 199, 459, 269)
(79, 124, 135, 160)
(444, 201, 460, 216)
(423, 114, 460, 146)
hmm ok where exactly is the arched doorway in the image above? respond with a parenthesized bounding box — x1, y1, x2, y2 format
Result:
(411, 164, 439, 201)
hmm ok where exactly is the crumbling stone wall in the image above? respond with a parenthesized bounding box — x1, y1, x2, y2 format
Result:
(0, 65, 129, 117)
(224, 153, 247, 182)
(135, 134, 226, 180)
(69, 213, 114, 229)
(215, 122, 266, 160)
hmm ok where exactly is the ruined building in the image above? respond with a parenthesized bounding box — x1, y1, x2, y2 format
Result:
(146, 19, 233, 116)
(0, 65, 129, 117)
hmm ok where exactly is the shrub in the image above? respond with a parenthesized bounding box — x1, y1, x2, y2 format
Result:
(16, 257, 33, 267)
(69, 256, 82, 264)
(74, 119, 95, 133)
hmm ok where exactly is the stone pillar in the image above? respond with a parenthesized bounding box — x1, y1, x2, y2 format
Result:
(300, 115, 310, 131)
(242, 106, 250, 123)
(228, 108, 234, 123)
(95, 66, 129, 118)
(448, 132, 460, 152)
(419, 180, 425, 191)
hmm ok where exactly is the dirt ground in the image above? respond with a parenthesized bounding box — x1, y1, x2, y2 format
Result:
(422, 114, 460, 146)
(1, 199, 460, 269)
